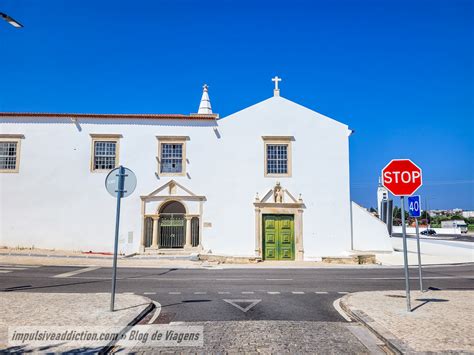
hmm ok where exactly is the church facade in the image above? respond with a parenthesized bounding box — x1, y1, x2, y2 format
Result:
(0, 80, 392, 260)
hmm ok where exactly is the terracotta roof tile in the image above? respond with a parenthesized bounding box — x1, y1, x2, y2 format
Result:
(0, 112, 218, 120)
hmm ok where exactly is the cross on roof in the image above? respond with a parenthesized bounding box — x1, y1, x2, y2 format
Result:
(272, 76, 281, 90)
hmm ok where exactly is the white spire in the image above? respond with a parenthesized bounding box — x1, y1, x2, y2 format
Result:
(198, 84, 213, 114)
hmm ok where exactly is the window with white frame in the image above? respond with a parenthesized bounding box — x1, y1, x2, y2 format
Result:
(94, 141, 117, 170)
(161, 143, 183, 173)
(263, 136, 293, 177)
(0, 141, 19, 171)
(266, 144, 288, 174)
(90, 134, 121, 172)
(157, 136, 188, 176)
(0, 135, 23, 173)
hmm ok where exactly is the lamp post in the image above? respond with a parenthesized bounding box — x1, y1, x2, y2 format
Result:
(0, 12, 23, 28)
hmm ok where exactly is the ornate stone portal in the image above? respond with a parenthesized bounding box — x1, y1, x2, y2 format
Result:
(140, 180, 206, 253)
(254, 182, 305, 261)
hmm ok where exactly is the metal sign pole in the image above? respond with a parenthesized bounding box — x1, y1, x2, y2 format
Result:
(400, 196, 411, 312)
(110, 166, 125, 312)
(415, 217, 423, 292)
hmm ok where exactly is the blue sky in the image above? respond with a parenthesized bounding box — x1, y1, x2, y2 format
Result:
(1, 0, 473, 210)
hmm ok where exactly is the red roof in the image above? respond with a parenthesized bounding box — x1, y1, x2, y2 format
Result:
(0, 112, 218, 120)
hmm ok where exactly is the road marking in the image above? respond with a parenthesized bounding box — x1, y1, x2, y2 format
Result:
(333, 297, 352, 322)
(266, 278, 293, 281)
(169, 292, 181, 295)
(218, 291, 231, 295)
(0, 267, 28, 271)
(0, 270, 11, 273)
(292, 291, 305, 294)
(216, 278, 243, 281)
(267, 291, 280, 295)
(194, 292, 206, 295)
(223, 299, 261, 313)
(52, 266, 101, 278)
(315, 291, 329, 294)
(338, 292, 349, 294)
(143, 292, 156, 295)
(241, 291, 254, 294)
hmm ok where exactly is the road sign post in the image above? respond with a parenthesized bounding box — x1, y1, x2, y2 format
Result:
(400, 196, 411, 312)
(382, 159, 423, 312)
(105, 166, 137, 312)
(408, 195, 424, 293)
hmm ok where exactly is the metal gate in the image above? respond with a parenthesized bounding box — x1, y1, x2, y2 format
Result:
(144, 217, 153, 248)
(159, 214, 185, 248)
(191, 217, 199, 247)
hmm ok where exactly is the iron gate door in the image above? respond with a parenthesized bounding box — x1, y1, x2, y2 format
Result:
(159, 214, 185, 248)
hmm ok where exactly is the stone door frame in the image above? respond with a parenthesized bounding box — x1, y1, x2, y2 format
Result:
(254, 184, 305, 261)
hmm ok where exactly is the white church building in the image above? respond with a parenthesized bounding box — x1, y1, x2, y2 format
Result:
(0, 78, 392, 260)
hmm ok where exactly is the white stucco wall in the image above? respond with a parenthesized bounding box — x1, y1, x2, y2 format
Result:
(351, 202, 393, 252)
(0, 95, 354, 258)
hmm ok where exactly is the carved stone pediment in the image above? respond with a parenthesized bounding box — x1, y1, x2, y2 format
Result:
(254, 182, 305, 208)
(141, 180, 206, 202)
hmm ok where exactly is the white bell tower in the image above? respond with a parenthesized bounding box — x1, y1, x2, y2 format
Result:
(377, 176, 388, 215)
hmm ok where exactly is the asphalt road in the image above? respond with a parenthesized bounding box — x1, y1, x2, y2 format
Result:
(1, 264, 473, 323)
(392, 233, 474, 242)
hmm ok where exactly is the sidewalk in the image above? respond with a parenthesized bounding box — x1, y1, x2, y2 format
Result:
(1, 247, 472, 268)
(340, 290, 474, 353)
(0, 292, 153, 352)
(375, 250, 474, 266)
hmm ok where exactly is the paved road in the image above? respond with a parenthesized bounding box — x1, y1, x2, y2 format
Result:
(393, 233, 474, 242)
(1, 264, 473, 322)
(1, 263, 472, 353)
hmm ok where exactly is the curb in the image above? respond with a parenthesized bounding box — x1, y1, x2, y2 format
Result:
(100, 299, 156, 354)
(339, 295, 416, 355)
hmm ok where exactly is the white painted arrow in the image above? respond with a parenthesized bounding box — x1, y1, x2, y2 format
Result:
(223, 299, 261, 313)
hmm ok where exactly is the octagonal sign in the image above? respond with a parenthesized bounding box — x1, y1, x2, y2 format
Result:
(382, 159, 422, 196)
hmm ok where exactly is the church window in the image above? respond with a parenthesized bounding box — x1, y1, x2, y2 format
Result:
(157, 136, 189, 176)
(90, 134, 122, 172)
(267, 144, 288, 174)
(0, 135, 24, 173)
(262, 136, 294, 177)
(161, 143, 183, 173)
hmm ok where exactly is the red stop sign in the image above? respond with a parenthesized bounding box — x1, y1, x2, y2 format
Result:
(382, 159, 422, 196)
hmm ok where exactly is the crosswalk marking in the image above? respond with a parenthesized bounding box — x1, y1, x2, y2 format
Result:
(53, 266, 101, 278)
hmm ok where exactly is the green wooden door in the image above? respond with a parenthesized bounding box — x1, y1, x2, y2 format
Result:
(263, 215, 295, 260)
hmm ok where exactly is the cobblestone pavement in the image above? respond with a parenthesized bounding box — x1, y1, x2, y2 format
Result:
(341, 290, 474, 353)
(0, 292, 152, 352)
(125, 321, 373, 354)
